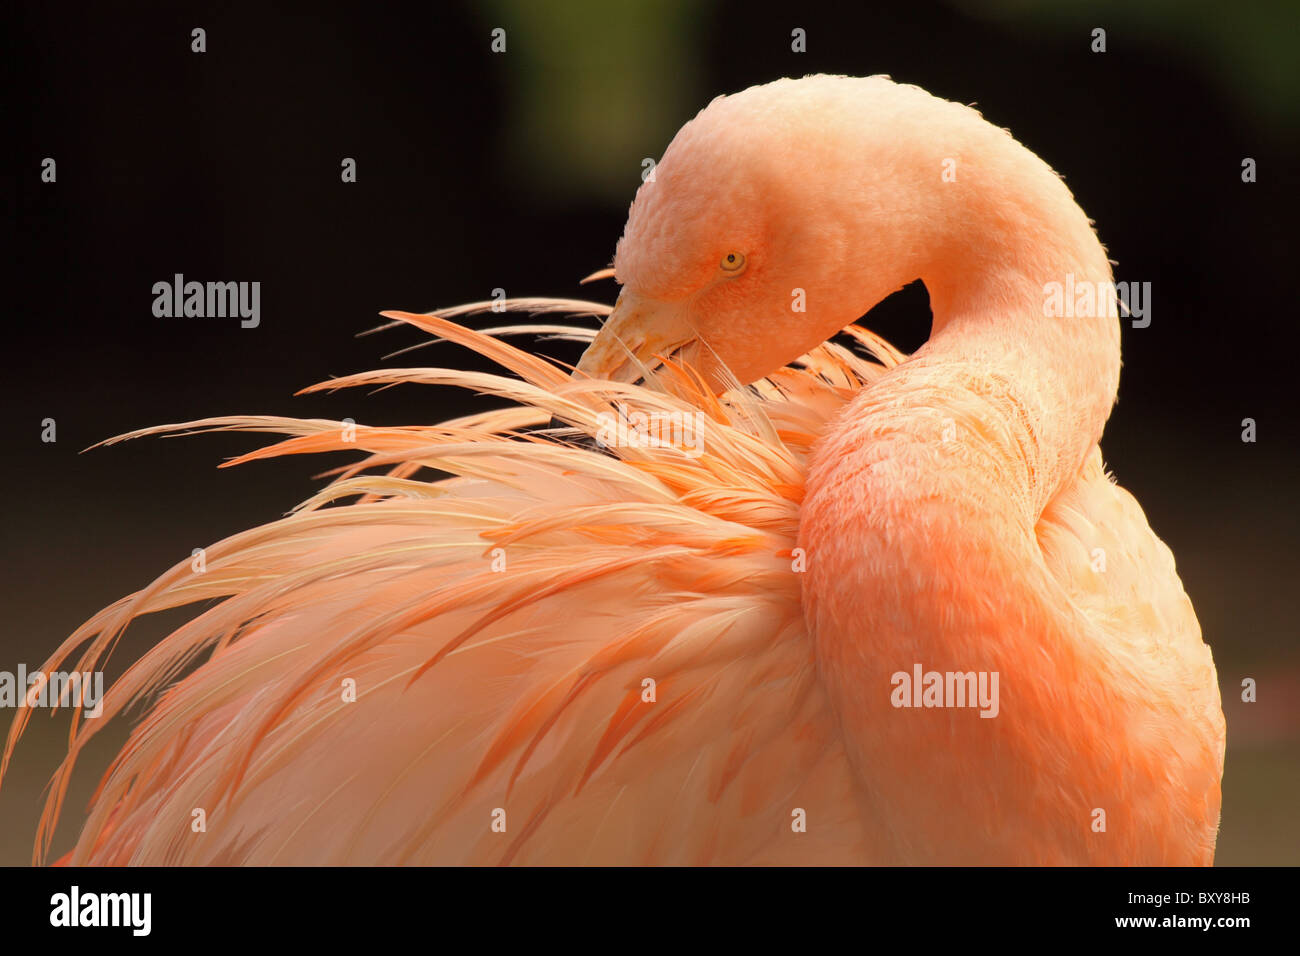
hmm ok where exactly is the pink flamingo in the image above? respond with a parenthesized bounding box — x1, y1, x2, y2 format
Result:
(2, 75, 1224, 864)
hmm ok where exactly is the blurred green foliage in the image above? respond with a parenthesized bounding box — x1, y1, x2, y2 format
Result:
(480, 0, 1294, 200)
(481, 0, 704, 201)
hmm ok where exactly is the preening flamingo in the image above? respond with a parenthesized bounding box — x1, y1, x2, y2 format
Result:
(2, 75, 1224, 865)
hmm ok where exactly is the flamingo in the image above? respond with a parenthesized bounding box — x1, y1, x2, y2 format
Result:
(2, 74, 1224, 865)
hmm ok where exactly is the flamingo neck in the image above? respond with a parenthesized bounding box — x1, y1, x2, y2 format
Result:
(797, 157, 1172, 862)
(822, 94, 1123, 508)
(915, 115, 1124, 509)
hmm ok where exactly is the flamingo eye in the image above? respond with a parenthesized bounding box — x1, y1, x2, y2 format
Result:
(720, 252, 747, 275)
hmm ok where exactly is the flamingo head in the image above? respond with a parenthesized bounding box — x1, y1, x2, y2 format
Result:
(576, 75, 961, 391)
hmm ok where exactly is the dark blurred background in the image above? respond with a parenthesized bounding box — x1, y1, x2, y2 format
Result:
(3, 0, 1297, 865)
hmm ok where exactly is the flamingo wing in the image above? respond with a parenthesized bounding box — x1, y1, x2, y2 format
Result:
(1036, 447, 1225, 862)
(6, 309, 900, 865)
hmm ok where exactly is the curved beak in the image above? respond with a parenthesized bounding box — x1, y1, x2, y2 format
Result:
(574, 291, 697, 384)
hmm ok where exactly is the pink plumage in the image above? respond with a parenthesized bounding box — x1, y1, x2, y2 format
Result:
(1, 75, 1224, 865)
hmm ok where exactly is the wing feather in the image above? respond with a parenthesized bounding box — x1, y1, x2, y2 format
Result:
(3, 306, 900, 865)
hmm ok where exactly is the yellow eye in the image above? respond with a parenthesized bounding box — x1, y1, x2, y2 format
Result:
(720, 252, 747, 274)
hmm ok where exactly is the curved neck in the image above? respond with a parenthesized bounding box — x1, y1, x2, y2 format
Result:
(920, 256, 1120, 516)
(797, 121, 1215, 862)
(914, 111, 1121, 512)
(806, 91, 1123, 509)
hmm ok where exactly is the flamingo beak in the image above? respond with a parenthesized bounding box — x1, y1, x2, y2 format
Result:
(574, 291, 698, 384)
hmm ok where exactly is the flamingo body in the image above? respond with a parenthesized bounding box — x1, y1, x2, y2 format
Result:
(2, 76, 1224, 865)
